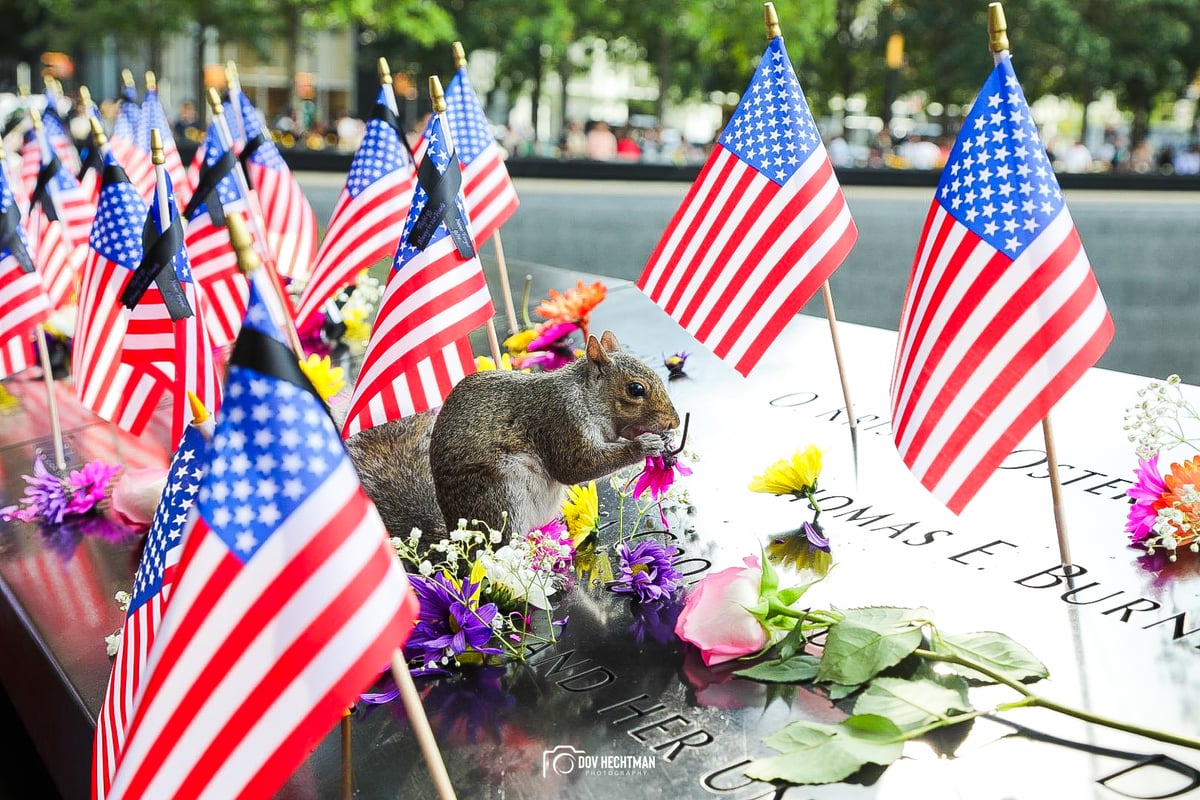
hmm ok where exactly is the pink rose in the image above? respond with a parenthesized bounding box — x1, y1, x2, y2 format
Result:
(110, 467, 169, 530)
(674, 555, 767, 666)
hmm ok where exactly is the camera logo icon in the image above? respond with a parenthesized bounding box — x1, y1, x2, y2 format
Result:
(542, 744, 586, 777)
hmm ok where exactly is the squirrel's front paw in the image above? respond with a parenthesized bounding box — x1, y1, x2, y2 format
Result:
(633, 432, 669, 457)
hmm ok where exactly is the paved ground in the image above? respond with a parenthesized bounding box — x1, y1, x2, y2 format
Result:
(296, 173, 1200, 384)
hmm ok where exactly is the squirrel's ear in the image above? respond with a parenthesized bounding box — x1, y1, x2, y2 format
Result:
(599, 330, 621, 352)
(586, 334, 611, 368)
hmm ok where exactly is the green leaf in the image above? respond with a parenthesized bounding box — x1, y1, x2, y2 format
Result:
(935, 631, 1049, 684)
(746, 714, 904, 785)
(852, 676, 972, 732)
(735, 654, 820, 683)
(827, 682, 862, 701)
(816, 607, 927, 686)
(775, 624, 808, 661)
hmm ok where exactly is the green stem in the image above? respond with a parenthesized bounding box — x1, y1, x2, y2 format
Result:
(767, 601, 842, 628)
(804, 488, 821, 524)
(913, 648, 1200, 752)
(520, 274, 533, 329)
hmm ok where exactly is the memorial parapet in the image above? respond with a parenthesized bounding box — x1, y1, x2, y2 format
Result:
(1, 260, 1198, 799)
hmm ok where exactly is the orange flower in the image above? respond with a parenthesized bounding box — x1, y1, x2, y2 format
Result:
(1153, 456, 1200, 550)
(535, 280, 606, 339)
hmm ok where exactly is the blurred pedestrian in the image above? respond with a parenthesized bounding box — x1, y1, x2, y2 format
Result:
(586, 120, 617, 161)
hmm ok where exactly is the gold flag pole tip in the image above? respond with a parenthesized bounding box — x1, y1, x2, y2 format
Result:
(763, 3, 782, 40)
(429, 76, 446, 113)
(187, 391, 210, 424)
(149, 129, 164, 165)
(378, 57, 392, 84)
(206, 87, 224, 115)
(988, 3, 1009, 53)
(452, 42, 467, 69)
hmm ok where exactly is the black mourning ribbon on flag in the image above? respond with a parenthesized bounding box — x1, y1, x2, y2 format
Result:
(77, 139, 104, 182)
(118, 197, 193, 319)
(0, 201, 35, 274)
(237, 135, 263, 192)
(181, 147, 238, 227)
(406, 150, 475, 259)
(30, 153, 64, 222)
(371, 101, 418, 164)
(229, 323, 333, 422)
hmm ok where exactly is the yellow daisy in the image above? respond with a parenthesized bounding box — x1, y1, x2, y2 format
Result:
(563, 481, 600, 548)
(299, 354, 346, 402)
(749, 445, 822, 496)
(504, 328, 537, 358)
(476, 353, 515, 371)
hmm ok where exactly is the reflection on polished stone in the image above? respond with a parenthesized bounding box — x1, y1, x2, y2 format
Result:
(3, 262, 1200, 799)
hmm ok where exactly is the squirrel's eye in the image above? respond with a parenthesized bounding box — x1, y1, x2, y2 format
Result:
(626, 381, 646, 398)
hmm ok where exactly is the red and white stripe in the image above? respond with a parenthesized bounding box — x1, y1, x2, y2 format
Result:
(26, 208, 79, 309)
(106, 461, 414, 800)
(296, 169, 415, 330)
(458, 144, 518, 249)
(184, 212, 249, 349)
(0, 255, 52, 379)
(638, 144, 857, 376)
(341, 236, 492, 437)
(891, 205, 1113, 512)
(109, 137, 156, 203)
(245, 162, 317, 283)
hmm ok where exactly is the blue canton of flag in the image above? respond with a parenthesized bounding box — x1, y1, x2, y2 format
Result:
(90, 153, 148, 270)
(129, 424, 207, 611)
(345, 86, 409, 198)
(149, 171, 193, 286)
(444, 69, 495, 167)
(236, 93, 288, 172)
(113, 87, 141, 143)
(717, 37, 822, 186)
(137, 89, 172, 153)
(394, 114, 470, 266)
(241, 280, 289, 346)
(0, 178, 28, 262)
(190, 121, 244, 219)
(197, 283, 343, 562)
(936, 58, 1063, 259)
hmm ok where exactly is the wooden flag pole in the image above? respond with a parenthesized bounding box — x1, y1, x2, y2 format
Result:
(33, 326, 66, 472)
(988, 1, 1071, 565)
(389, 649, 458, 800)
(452, 41, 520, 337)
(764, 2, 860, 475)
(340, 709, 353, 800)
(430, 76, 503, 366)
(23, 112, 67, 472)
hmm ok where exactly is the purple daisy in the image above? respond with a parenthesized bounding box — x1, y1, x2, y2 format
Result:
(1126, 454, 1169, 545)
(1, 456, 70, 524)
(612, 540, 682, 603)
(405, 572, 502, 676)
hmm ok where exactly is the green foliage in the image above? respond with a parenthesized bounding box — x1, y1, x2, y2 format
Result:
(932, 630, 1049, 684)
(731, 606, 1054, 787)
(815, 606, 928, 685)
(746, 714, 904, 785)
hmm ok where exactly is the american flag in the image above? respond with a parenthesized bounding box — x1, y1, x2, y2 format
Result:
(26, 139, 91, 308)
(890, 54, 1113, 513)
(234, 91, 316, 283)
(105, 281, 418, 800)
(110, 88, 156, 201)
(295, 84, 417, 331)
(39, 90, 81, 176)
(74, 152, 169, 435)
(182, 120, 251, 348)
(123, 168, 223, 443)
(29, 129, 96, 251)
(638, 36, 857, 376)
(93, 420, 209, 800)
(444, 65, 519, 247)
(342, 112, 494, 436)
(139, 88, 191, 210)
(0, 165, 51, 377)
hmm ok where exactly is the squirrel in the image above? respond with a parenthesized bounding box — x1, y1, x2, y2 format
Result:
(345, 330, 681, 541)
